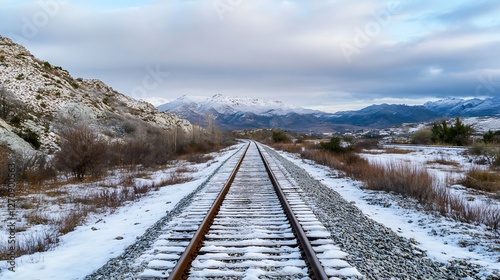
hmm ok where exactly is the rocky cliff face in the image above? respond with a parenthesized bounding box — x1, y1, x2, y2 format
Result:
(0, 36, 192, 155)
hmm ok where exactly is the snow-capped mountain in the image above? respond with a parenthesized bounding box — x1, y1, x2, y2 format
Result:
(0, 36, 191, 155)
(158, 94, 321, 116)
(158, 95, 447, 131)
(159, 93, 500, 132)
(424, 97, 500, 117)
(157, 94, 336, 131)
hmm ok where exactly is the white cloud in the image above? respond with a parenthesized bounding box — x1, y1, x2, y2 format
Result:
(0, 0, 499, 111)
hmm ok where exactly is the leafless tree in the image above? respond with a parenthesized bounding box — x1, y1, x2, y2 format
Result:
(206, 114, 222, 147)
(54, 124, 108, 180)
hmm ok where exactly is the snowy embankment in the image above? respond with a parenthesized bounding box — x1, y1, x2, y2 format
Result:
(0, 143, 245, 280)
(273, 145, 499, 277)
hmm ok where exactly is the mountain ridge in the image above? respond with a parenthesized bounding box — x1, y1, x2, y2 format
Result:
(157, 94, 500, 132)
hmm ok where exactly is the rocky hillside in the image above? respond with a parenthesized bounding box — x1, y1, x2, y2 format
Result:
(0, 36, 191, 155)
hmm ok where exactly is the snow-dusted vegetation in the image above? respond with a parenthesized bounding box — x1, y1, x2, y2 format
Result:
(268, 139, 499, 277)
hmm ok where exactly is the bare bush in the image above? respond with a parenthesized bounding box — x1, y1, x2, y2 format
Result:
(353, 139, 380, 151)
(54, 124, 108, 180)
(411, 128, 433, 145)
(18, 153, 57, 189)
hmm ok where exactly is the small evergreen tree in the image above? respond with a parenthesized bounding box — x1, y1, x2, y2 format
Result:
(320, 137, 352, 154)
(431, 117, 474, 146)
(484, 130, 500, 144)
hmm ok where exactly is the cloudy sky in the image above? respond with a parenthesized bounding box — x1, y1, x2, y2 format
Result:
(1, 0, 499, 112)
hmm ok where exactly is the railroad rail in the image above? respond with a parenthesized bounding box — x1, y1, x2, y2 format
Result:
(138, 141, 361, 279)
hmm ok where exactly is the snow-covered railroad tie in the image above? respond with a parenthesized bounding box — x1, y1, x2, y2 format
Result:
(138, 142, 363, 279)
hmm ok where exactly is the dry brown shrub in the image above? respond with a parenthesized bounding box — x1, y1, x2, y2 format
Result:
(54, 124, 109, 180)
(57, 207, 90, 235)
(460, 168, 500, 192)
(426, 158, 460, 167)
(363, 161, 435, 203)
(353, 139, 380, 151)
(24, 211, 51, 225)
(185, 154, 214, 164)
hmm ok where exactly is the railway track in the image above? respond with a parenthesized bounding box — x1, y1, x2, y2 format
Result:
(138, 142, 362, 279)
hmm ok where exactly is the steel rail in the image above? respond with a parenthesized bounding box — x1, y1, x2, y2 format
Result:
(167, 142, 250, 280)
(168, 141, 328, 279)
(256, 142, 329, 280)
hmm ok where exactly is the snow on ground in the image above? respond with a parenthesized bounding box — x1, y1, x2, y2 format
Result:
(273, 146, 500, 275)
(2, 142, 498, 279)
(0, 143, 244, 280)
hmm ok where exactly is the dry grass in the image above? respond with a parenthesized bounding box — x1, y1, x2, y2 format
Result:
(24, 211, 51, 225)
(299, 149, 369, 179)
(185, 154, 215, 164)
(272, 143, 305, 154)
(73, 188, 135, 210)
(57, 206, 90, 235)
(383, 148, 413, 154)
(0, 230, 58, 260)
(430, 187, 500, 230)
(426, 158, 461, 167)
(460, 168, 500, 193)
(362, 161, 435, 203)
(279, 144, 500, 231)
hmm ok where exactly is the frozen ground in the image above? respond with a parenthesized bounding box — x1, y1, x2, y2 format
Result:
(1, 142, 499, 279)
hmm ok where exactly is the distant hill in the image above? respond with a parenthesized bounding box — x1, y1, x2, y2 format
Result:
(325, 104, 442, 128)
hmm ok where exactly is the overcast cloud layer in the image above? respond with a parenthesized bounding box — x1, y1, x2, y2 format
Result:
(1, 0, 499, 112)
